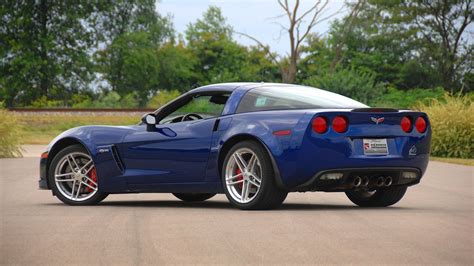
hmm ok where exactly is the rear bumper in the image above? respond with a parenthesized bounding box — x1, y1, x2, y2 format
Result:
(294, 167, 421, 192)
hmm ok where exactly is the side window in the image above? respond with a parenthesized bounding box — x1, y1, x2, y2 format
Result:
(159, 94, 229, 124)
(236, 91, 295, 113)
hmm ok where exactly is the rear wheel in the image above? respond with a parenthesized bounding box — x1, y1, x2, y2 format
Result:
(222, 140, 287, 210)
(173, 193, 215, 202)
(48, 144, 108, 205)
(345, 186, 407, 207)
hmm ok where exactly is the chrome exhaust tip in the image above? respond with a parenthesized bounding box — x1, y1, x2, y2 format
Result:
(384, 176, 393, 187)
(352, 176, 362, 188)
(361, 176, 369, 187)
(375, 176, 385, 187)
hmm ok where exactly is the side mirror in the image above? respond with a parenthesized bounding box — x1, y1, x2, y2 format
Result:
(142, 113, 157, 132)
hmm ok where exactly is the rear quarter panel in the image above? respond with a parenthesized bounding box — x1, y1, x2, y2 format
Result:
(213, 109, 431, 189)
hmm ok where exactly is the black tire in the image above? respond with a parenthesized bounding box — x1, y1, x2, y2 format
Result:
(222, 140, 288, 210)
(173, 193, 216, 202)
(48, 144, 108, 205)
(345, 186, 408, 207)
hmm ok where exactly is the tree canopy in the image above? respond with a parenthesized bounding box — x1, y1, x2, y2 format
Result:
(0, 1, 472, 108)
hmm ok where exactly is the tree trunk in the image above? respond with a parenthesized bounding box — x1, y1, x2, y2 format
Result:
(39, 0, 49, 97)
(284, 55, 298, 83)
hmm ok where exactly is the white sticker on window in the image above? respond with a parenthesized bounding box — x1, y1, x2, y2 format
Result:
(255, 97, 267, 107)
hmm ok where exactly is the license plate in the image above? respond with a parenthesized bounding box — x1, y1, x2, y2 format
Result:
(363, 139, 388, 155)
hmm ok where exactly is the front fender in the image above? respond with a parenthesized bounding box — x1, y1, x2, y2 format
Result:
(45, 125, 137, 192)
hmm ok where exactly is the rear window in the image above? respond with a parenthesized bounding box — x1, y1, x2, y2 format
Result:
(236, 86, 367, 113)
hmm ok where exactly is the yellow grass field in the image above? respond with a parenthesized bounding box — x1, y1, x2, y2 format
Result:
(14, 112, 142, 144)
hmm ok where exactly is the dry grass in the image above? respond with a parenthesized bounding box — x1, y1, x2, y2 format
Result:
(0, 109, 23, 157)
(416, 94, 473, 159)
(14, 112, 141, 144)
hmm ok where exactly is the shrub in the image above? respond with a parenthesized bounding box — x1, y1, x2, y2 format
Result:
(0, 108, 23, 158)
(71, 92, 139, 108)
(416, 94, 473, 158)
(30, 95, 64, 108)
(303, 68, 386, 105)
(373, 87, 445, 109)
(147, 90, 181, 108)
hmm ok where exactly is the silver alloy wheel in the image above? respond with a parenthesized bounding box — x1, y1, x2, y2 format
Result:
(225, 148, 262, 204)
(54, 152, 98, 202)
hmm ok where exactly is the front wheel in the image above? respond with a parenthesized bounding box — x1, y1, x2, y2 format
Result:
(173, 193, 215, 202)
(222, 140, 288, 210)
(345, 186, 408, 207)
(48, 144, 108, 205)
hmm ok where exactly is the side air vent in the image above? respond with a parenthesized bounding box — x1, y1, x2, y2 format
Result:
(111, 145, 125, 173)
(351, 108, 399, 113)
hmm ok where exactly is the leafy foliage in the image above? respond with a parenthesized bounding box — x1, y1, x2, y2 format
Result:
(71, 91, 139, 108)
(303, 68, 385, 105)
(373, 87, 445, 109)
(416, 94, 473, 158)
(147, 90, 181, 108)
(0, 1, 100, 107)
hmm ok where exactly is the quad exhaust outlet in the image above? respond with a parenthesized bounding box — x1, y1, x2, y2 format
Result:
(352, 176, 362, 187)
(375, 176, 385, 187)
(361, 176, 369, 187)
(351, 176, 393, 188)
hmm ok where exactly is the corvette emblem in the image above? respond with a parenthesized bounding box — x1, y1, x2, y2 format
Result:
(371, 117, 385, 124)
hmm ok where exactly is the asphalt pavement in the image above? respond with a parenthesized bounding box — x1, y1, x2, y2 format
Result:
(0, 150, 472, 265)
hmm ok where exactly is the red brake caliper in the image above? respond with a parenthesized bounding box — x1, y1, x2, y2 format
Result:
(235, 168, 243, 189)
(86, 167, 97, 192)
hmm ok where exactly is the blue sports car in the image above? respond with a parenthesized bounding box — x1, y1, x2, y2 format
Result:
(39, 83, 431, 210)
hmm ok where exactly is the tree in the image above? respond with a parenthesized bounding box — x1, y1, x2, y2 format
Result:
(0, 1, 100, 106)
(328, 0, 473, 90)
(329, 0, 364, 71)
(185, 6, 272, 85)
(97, 31, 161, 106)
(155, 42, 198, 91)
(236, 0, 341, 83)
(94, 0, 174, 100)
(402, 0, 473, 91)
(276, 0, 340, 83)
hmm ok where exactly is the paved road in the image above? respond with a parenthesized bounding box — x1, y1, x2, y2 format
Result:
(0, 156, 472, 265)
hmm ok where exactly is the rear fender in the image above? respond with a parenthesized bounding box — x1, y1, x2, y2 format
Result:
(212, 111, 312, 189)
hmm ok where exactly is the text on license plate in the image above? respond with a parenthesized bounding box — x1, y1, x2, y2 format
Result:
(363, 139, 388, 155)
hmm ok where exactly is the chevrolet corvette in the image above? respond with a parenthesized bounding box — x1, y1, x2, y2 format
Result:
(38, 83, 431, 210)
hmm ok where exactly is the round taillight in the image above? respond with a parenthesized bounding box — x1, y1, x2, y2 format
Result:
(332, 116, 348, 133)
(312, 117, 328, 134)
(415, 117, 427, 133)
(400, 116, 412, 133)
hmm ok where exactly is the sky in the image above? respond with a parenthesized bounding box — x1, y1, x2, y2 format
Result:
(156, 0, 347, 56)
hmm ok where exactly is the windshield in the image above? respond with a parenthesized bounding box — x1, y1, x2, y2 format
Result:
(236, 85, 368, 113)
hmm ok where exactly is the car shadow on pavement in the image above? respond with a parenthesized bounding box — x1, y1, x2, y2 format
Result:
(84, 200, 415, 211)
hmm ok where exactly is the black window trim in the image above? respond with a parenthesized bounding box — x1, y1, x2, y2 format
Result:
(154, 91, 231, 124)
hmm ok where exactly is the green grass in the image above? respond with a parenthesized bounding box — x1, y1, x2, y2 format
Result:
(15, 113, 141, 144)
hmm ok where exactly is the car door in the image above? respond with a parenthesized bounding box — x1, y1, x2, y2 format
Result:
(119, 93, 227, 185)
